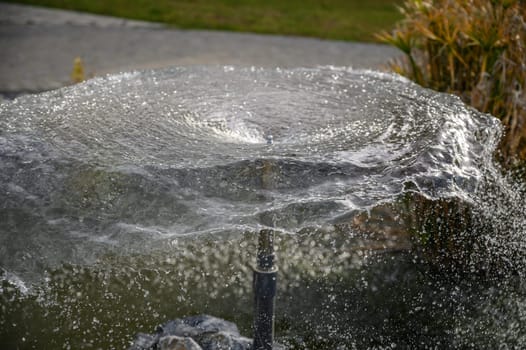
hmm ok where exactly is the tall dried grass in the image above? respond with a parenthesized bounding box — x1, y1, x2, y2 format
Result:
(378, 0, 526, 165)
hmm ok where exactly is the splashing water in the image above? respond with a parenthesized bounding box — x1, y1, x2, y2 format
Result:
(0, 66, 525, 349)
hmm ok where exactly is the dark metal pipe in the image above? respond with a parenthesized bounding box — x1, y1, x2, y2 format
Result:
(253, 229, 277, 350)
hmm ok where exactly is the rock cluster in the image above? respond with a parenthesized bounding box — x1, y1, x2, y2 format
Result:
(129, 315, 254, 350)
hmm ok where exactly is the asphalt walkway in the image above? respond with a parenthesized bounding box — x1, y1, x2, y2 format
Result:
(0, 2, 401, 97)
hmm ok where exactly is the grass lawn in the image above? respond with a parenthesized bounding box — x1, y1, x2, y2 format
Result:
(2, 0, 404, 42)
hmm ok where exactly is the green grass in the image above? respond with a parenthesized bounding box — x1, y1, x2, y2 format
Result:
(2, 0, 404, 42)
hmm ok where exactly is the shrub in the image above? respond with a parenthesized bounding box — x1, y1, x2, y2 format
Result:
(377, 0, 526, 165)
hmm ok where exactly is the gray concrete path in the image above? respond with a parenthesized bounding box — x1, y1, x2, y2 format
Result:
(0, 2, 401, 96)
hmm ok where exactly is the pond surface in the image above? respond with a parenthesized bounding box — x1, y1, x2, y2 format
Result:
(1, 66, 525, 349)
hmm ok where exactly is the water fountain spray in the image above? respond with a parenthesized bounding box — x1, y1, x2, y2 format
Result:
(253, 229, 278, 350)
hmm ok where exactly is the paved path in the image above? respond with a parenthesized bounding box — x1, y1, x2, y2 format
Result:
(0, 3, 401, 97)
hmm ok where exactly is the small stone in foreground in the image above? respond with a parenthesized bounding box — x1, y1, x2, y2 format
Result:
(159, 335, 203, 350)
(130, 314, 274, 350)
(198, 331, 252, 350)
(128, 333, 157, 350)
(158, 314, 241, 339)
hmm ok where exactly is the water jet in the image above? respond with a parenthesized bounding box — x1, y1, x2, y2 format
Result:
(0, 66, 525, 349)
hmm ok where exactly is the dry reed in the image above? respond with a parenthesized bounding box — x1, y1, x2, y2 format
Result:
(378, 0, 526, 165)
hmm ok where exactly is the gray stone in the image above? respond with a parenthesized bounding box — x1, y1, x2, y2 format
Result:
(159, 336, 203, 350)
(197, 331, 252, 350)
(128, 333, 157, 350)
(129, 315, 284, 350)
(157, 315, 241, 338)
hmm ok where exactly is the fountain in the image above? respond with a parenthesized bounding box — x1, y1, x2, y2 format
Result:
(1, 66, 525, 349)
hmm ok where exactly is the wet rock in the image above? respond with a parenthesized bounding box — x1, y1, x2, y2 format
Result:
(347, 192, 482, 273)
(157, 314, 241, 338)
(130, 315, 255, 350)
(159, 335, 202, 350)
(197, 331, 252, 350)
(128, 333, 157, 350)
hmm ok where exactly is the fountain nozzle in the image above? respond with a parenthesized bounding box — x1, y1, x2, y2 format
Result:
(253, 229, 277, 350)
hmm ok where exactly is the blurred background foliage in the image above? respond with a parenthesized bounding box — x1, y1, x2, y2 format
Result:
(378, 0, 526, 166)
